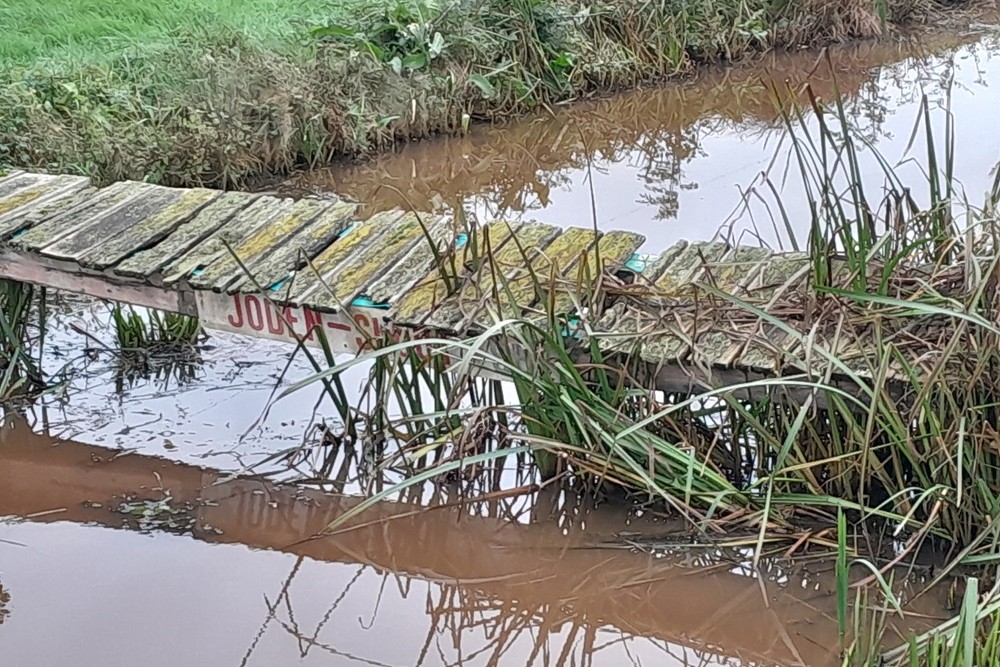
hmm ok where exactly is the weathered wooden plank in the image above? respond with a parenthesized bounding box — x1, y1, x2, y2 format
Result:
(0, 172, 56, 201)
(0, 177, 92, 239)
(746, 252, 810, 305)
(654, 241, 730, 297)
(0, 169, 25, 186)
(738, 325, 796, 373)
(701, 246, 772, 295)
(390, 220, 522, 326)
(426, 222, 562, 332)
(287, 209, 406, 304)
(364, 215, 456, 307)
(114, 192, 260, 279)
(0, 248, 187, 314)
(595, 303, 689, 365)
(40, 186, 191, 261)
(161, 196, 296, 285)
(541, 230, 646, 320)
(226, 200, 357, 294)
(13, 181, 148, 251)
(307, 212, 449, 312)
(638, 241, 690, 284)
(189, 198, 334, 292)
(76, 189, 220, 269)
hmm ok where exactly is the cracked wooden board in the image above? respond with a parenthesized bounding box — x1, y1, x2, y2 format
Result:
(0, 177, 93, 240)
(307, 212, 448, 312)
(425, 222, 561, 332)
(287, 209, 406, 304)
(78, 189, 221, 269)
(189, 198, 335, 292)
(593, 302, 689, 366)
(114, 192, 259, 279)
(0, 172, 56, 201)
(13, 181, 151, 251)
(637, 241, 689, 284)
(39, 185, 191, 262)
(225, 200, 357, 294)
(389, 220, 522, 326)
(364, 215, 456, 307)
(0, 169, 24, 185)
(161, 196, 296, 285)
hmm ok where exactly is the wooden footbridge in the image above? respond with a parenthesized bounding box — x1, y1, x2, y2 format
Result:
(0, 169, 965, 391)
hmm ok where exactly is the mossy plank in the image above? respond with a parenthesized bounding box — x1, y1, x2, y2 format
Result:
(14, 181, 147, 251)
(427, 222, 561, 332)
(78, 189, 220, 269)
(738, 326, 796, 373)
(309, 212, 447, 311)
(365, 215, 456, 307)
(162, 197, 295, 284)
(0, 176, 91, 239)
(390, 220, 521, 326)
(288, 210, 406, 303)
(40, 186, 185, 261)
(655, 241, 730, 296)
(543, 230, 646, 319)
(0, 172, 53, 201)
(227, 200, 358, 294)
(705, 246, 772, 294)
(748, 253, 810, 304)
(0, 169, 24, 185)
(115, 192, 259, 279)
(595, 304, 688, 364)
(638, 241, 689, 284)
(691, 330, 745, 367)
(190, 198, 334, 291)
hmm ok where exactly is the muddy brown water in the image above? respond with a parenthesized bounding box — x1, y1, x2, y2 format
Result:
(0, 417, 950, 667)
(6, 25, 1000, 667)
(281, 29, 1000, 254)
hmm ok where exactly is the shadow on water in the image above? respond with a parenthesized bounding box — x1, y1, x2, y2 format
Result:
(0, 415, 951, 667)
(279, 28, 1000, 252)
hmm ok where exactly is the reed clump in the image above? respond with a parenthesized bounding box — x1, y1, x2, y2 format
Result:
(0, 0, 962, 188)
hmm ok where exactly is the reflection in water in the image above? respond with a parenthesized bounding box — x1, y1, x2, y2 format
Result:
(282, 29, 1000, 252)
(0, 416, 948, 667)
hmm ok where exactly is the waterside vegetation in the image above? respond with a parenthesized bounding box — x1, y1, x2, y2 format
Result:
(0, 0, 966, 188)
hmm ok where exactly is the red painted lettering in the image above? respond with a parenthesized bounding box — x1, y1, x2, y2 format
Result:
(303, 308, 324, 341)
(227, 295, 244, 328)
(283, 306, 299, 338)
(264, 303, 285, 335)
(245, 296, 264, 331)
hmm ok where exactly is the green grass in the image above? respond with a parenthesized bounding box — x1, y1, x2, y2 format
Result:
(0, 0, 942, 187)
(0, 0, 373, 67)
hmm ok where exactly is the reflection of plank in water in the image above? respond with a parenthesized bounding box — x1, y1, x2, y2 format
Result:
(0, 420, 938, 667)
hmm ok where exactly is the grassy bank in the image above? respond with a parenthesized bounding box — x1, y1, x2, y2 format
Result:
(0, 0, 948, 188)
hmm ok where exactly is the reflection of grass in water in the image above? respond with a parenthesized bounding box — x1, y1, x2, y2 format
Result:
(264, 86, 1000, 663)
(0, 279, 45, 400)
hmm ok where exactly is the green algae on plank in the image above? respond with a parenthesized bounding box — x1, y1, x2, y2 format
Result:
(364, 215, 456, 306)
(0, 185, 96, 240)
(40, 186, 184, 261)
(0, 172, 51, 200)
(162, 196, 295, 284)
(444, 223, 562, 333)
(0, 176, 90, 238)
(14, 181, 145, 250)
(228, 200, 357, 293)
(691, 330, 745, 367)
(638, 240, 689, 284)
(115, 192, 259, 278)
(654, 241, 729, 296)
(543, 230, 646, 319)
(748, 252, 810, 304)
(427, 222, 560, 332)
(79, 188, 220, 269)
(289, 209, 405, 303)
(309, 212, 442, 311)
(739, 326, 794, 372)
(703, 246, 772, 294)
(190, 197, 333, 291)
(390, 220, 521, 325)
